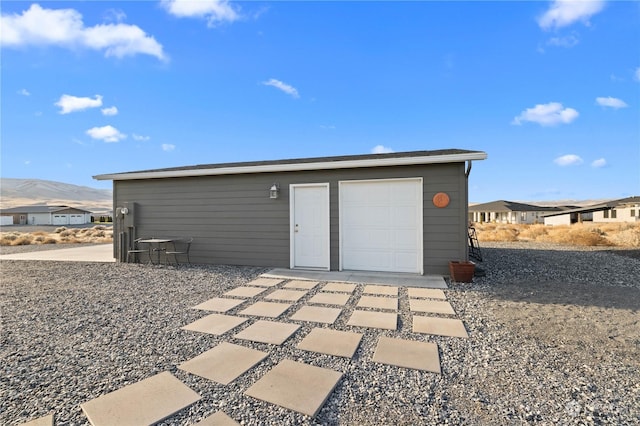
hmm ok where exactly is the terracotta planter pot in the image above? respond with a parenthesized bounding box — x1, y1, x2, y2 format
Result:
(449, 261, 475, 283)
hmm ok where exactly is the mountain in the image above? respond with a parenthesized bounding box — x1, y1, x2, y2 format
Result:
(0, 178, 112, 212)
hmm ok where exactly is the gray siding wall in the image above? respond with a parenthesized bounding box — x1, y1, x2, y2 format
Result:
(113, 163, 468, 274)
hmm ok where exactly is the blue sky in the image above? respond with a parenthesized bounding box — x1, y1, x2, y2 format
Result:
(1, 0, 638, 202)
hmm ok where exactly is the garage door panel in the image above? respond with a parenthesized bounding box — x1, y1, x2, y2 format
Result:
(341, 179, 422, 273)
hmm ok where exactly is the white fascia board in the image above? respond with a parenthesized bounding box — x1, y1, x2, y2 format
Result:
(94, 152, 487, 181)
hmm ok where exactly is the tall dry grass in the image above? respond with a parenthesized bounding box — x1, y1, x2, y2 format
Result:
(474, 222, 640, 247)
(0, 226, 113, 246)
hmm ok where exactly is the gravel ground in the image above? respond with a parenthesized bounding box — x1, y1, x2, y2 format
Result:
(1, 242, 639, 425)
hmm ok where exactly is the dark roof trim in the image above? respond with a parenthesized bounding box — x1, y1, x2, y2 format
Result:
(0, 205, 92, 214)
(93, 149, 487, 181)
(542, 196, 640, 217)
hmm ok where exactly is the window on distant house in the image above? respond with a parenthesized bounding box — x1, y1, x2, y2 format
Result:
(521, 212, 527, 221)
(631, 209, 636, 217)
(611, 209, 617, 219)
(603, 210, 609, 218)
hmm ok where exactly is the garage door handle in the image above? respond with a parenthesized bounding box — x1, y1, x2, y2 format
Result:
(295, 224, 299, 233)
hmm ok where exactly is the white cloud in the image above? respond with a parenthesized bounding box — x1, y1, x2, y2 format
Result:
(162, 143, 176, 152)
(132, 133, 150, 141)
(55, 94, 103, 114)
(512, 102, 579, 126)
(591, 158, 607, 168)
(596, 96, 628, 109)
(162, 0, 239, 26)
(554, 154, 583, 166)
(86, 125, 126, 143)
(1, 4, 166, 61)
(371, 145, 394, 154)
(538, 0, 605, 30)
(101, 106, 119, 116)
(262, 78, 299, 98)
(547, 34, 579, 48)
(18, 88, 30, 96)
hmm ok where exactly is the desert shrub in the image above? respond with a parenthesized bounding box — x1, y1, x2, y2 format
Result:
(59, 229, 75, 237)
(93, 225, 106, 231)
(34, 235, 45, 242)
(605, 226, 640, 247)
(43, 238, 57, 244)
(11, 235, 33, 246)
(539, 226, 612, 246)
(477, 225, 519, 242)
(518, 224, 548, 241)
(54, 227, 67, 233)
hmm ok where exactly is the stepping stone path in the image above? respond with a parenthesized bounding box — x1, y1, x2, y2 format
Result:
(73, 274, 469, 425)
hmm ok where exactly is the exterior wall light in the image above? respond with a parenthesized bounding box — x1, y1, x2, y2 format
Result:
(270, 183, 280, 199)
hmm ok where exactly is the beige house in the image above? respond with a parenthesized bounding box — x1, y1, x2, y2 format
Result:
(544, 196, 640, 225)
(468, 200, 569, 224)
(0, 205, 93, 226)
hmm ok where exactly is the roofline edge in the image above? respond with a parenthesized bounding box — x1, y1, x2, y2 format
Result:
(94, 152, 488, 181)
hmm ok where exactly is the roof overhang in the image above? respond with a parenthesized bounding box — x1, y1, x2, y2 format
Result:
(94, 150, 487, 181)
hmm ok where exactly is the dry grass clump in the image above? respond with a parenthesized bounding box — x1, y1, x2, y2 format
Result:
(475, 222, 640, 247)
(0, 226, 113, 246)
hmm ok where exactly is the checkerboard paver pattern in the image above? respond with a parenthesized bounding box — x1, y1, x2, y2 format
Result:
(82, 273, 472, 424)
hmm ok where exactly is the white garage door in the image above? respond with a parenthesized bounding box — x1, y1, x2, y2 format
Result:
(340, 178, 422, 273)
(70, 214, 85, 225)
(53, 215, 68, 225)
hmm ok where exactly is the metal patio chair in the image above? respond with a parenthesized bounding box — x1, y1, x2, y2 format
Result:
(126, 238, 150, 263)
(165, 237, 193, 265)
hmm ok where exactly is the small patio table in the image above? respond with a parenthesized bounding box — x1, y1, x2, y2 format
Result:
(138, 238, 173, 264)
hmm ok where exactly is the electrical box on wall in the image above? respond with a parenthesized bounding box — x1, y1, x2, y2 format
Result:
(122, 202, 136, 228)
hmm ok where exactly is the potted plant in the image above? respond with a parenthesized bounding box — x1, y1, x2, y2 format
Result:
(449, 260, 475, 283)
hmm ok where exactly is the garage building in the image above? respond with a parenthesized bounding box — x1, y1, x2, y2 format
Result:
(94, 149, 487, 275)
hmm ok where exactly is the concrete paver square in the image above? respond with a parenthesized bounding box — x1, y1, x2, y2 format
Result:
(18, 414, 54, 426)
(373, 336, 441, 374)
(182, 314, 248, 335)
(409, 299, 456, 315)
(194, 411, 240, 425)
(223, 286, 268, 298)
(356, 296, 398, 311)
(264, 289, 308, 302)
(413, 316, 469, 338)
(297, 328, 363, 358)
(81, 372, 201, 425)
(363, 285, 398, 296)
(321, 282, 357, 293)
(308, 292, 351, 306)
(407, 288, 446, 300)
(290, 306, 342, 324)
(179, 342, 268, 385)
(238, 301, 292, 318)
(192, 297, 246, 313)
(248, 277, 284, 287)
(283, 280, 319, 290)
(347, 310, 397, 330)
(245, 359, 342, 417)
(234, 320, 300, 345)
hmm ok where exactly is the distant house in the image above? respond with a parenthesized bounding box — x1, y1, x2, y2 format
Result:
(94, 149, 488, 275)
(468, 200, 570, 224)
(0, 205, 93, 226)
(543, 196, 640, 226)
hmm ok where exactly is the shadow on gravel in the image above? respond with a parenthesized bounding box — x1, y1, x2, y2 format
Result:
(478, 247, 640, 311)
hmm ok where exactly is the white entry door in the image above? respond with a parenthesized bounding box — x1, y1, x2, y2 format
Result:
(340, 178, 423, 274)
(290, 183, 330, 270)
